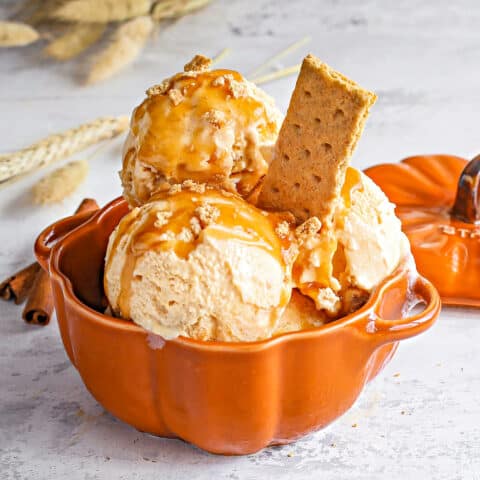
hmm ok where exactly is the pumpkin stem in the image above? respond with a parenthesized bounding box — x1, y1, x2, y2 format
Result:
(451, 154, 480, 224)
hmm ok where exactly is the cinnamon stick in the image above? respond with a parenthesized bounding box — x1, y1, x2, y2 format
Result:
(0, 262, 41, 304)
(22, 269, 53, 325)
(22, 198, 99, 326)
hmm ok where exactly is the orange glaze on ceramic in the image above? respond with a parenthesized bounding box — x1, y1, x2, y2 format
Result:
(365, 154, 480, 307)
(35, 197, 440, 455)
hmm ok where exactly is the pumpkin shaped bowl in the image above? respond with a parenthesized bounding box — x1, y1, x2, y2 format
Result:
(34, 197, 440, 455)
(365, 154, 480, 307)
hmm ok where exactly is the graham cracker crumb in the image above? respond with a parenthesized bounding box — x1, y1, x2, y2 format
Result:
(180, 71, 198, 78)
(146, 80, 169, 97)
(167, 88, 184, 106)
(282, 244, 299, 265)
(195, 204, 220, 226)
(168, 184, 182, 194)
(275, 221, 291, 239)
(295, 217, 322, 242)
(216, 73, 248, 99)
(184, 54, 212, 72)
(202, 109, 226, 128)
(211, 75, 226, 87)
(190, 216, 202, 236)
(212, 173, 227, 183)
(177, 227, 194, 242)
(158, 231, 176, 242)
(316, 287, 341, 315)
(228, 78, 248, 99)
(182, 180, 206, 193)
(154, 211, 172, 228)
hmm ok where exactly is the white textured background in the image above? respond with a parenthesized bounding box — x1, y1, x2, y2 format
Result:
(1, 1, 479, 479)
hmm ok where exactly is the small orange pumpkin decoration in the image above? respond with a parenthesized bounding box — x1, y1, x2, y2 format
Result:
(365, 154, 480, 307)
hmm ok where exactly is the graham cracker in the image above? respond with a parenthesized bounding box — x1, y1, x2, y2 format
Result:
(258, 54, 376, 224)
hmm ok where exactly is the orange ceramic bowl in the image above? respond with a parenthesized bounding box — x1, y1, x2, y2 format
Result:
(35, 197, 440, 455)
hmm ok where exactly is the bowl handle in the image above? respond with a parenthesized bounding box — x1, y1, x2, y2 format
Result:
(369, 275, 441, 345)
(35, 210, 98, 272)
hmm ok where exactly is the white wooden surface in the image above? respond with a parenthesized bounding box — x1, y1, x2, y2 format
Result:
(1, 1, 479, 478)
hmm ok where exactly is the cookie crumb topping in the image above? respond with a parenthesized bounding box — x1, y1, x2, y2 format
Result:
(184, 55, 212, 72)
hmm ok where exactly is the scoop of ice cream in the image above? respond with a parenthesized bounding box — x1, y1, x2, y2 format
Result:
(104, 184, 295, 341)
(293, 167, 410, 316)
(120, 55, 283, 207)
(273, 290, 327, 336)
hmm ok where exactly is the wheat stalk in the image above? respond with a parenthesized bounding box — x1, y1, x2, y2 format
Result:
(86, 16, 154, 85)
(211, 47, 231, 66)
(0, 21, 40, 47)
(53, 0, 151, 23)
(151, 0, 211, 21)
(251, 64, 301, 85)
(24, 0, 68, 25)
(32, 159, 89, 204)
(8, 0, 42, 22)
(248, 37, 310, 78)
(44, 23, 106, 61)
(0, 116, 129, 183)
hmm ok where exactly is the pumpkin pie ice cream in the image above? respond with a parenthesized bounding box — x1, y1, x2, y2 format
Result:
(121, 55, 282, 207)
(291, 167, 409, 318)
(104, 183, 294, 341)
(106, 54, 411, 341)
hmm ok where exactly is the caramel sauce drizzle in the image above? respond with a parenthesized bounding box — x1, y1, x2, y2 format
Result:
(106, 169, 364, 324)
(127, 70, 279, 197)
(293, 167, 363, 299)
(104, 209, 139, 319)
(108, 188, 294, 320)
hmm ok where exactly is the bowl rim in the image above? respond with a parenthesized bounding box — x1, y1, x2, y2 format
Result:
(46, 196, 432, 353)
